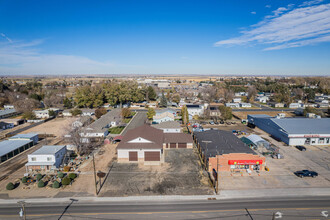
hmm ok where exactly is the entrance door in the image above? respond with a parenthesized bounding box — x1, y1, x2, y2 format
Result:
(305, 138, 310, 145)
(129, 152, 138, 161)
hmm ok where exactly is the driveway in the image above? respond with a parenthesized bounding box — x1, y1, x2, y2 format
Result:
(121, 112, 147, 135)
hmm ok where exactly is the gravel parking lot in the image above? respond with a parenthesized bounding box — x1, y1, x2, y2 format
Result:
(100, 149, 213, 196)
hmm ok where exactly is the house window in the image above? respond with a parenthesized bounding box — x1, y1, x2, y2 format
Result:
(47, 157, 52, 161)
(31, 157, 36, 161)
(56, 154, 59, 158)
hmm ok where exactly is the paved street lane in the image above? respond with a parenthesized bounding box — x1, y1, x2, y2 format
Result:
(0, 197, 329, 219)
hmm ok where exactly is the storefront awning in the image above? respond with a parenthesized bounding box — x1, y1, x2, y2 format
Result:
(228, 160, 263, 165)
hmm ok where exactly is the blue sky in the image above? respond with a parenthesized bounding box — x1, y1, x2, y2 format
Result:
(0, 0, 330, 75)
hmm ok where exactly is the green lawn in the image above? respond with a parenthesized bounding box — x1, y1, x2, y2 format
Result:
(108, 126, 125, 134)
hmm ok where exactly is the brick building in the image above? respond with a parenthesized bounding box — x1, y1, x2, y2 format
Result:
(193, 130, 265, 172)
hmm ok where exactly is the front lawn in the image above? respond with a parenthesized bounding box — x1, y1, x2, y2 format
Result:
(108, 126, 125, 134)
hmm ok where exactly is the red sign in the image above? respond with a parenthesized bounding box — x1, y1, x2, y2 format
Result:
(228, 160, 263, 165)
(304, 135, 320, 138)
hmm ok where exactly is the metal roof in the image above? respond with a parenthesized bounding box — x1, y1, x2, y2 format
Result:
(0, 109, 16, 117)
(0, 140, 33, 157)
(194, 130, 256, 159)
(271, 118, 330, 134)
(246, 135, 267, 145)
(9, 133, 38, 139)
(30, 145, 66, 155)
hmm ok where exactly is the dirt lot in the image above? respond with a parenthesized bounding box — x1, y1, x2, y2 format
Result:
(233, 111, 295, 119)
(21, 117, 77, 137)
(100, 149, 213, 197)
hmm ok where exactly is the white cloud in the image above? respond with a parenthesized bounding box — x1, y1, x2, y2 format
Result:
(0, 33, 13, 43)
(0, 38, 114, 74)
(265, 5, 271, 8)
(300, 0, 324, 7)
(251, 11, 256, 15)
(215, 2, 330, 50)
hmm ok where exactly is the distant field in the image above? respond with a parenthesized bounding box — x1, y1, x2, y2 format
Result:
(233, 111, 295, 119)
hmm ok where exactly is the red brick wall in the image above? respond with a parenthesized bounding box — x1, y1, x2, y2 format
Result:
(208, 153, 266, 172)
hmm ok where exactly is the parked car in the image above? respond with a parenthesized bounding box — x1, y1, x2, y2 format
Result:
(219, 120, 224, 124)
(214, 121, 219, 124)
(209, 121, 215, 125)
(296, 146, 306, 151)
(294, 170, 318, 178)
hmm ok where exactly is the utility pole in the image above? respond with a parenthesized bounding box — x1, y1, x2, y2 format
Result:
(92, 153, 97, 195)
(216, 155, 219, 194)
(17, 201, 26, 220)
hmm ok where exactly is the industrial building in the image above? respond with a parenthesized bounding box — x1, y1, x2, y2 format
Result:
(0, 133, 39, 163)
(248, 115, 330, 146)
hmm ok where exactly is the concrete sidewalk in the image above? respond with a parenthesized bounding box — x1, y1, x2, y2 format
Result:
(1, 187, 330, 205)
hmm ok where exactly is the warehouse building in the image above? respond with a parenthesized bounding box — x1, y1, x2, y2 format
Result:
(9, 133, 39, 145)
(0, 139, 34, 163)
(193, 130, 265, 172)
(248, 115, 330, 146)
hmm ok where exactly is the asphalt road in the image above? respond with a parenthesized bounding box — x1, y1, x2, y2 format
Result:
(1, 197, 330, 219)
(121, 112, 147, 135)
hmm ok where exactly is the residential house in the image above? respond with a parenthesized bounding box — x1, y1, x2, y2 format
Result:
(80, 109, 121, 142)
(239, 103, 252, 108)
(62, 109, 73, 117)
(153, 112, 175, 124)
(186, 104, 205, 117)
(232, 97, 242, 103)
(25, 145, 67, 172)
(151, 121, 182, 133)
(34, 108, 59, 119)
(225, 103, 240, 108)
(289, 103, 302, 109)
(255, 96, 269, 103)
(81, 108, 95, 116)
(155, 108, 178, 117)
(270, 103, 285, 108)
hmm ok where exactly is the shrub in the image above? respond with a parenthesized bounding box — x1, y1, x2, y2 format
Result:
(63, 166, 71, 172)
(6, 182, 14, 190)
(36, 174, 43, 181)
(52, 181, 60, 189)
(38, 180, 45, 188)
(62, 177, 71, 186)
(22, 177, 27, 183)
(57, 172, 64, 178)
(68, 173, 77, 180)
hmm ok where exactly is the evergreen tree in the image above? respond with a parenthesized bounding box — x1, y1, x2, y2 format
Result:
(159, 92, 167, 108)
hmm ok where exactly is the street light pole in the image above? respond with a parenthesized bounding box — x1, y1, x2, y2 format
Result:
(17, 201, 26, 220)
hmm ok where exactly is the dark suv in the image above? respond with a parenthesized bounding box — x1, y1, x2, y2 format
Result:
(296, 146, 306, 151)
(294, 170, 318, 178)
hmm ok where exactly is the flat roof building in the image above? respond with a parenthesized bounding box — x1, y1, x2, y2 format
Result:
(248, 115, 330, 146)
(193, 130, 265, 172)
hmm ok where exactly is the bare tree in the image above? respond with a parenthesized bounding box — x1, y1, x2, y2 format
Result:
(66, 126, 103, 156)
(247, 86, 257, 103)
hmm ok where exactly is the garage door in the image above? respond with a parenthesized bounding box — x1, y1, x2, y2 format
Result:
(129, 151, 138, 161)
(144, 152, 160, 161)
(178, 143, 187, 148)
(170, 143, 176, 148)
